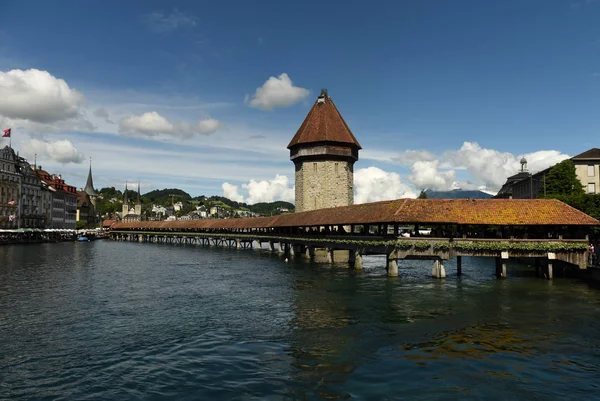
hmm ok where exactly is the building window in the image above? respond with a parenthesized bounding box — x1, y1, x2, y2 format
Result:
(588, 165, 595, 177)
(588, 183, 596, 194)
(313, 163, 317, 172)
(335, 163, 339, 174)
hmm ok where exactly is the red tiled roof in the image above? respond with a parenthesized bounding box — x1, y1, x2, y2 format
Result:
(287, 90, 361, 149)
(111, 199, 599, 230)
(572, 148, 600, 160)
(102, 219, 116, 228)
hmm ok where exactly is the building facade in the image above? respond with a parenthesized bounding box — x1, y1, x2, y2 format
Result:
(572, 148, 600, 195)
(0, 146, 20, 228)
(18, 158, 45, 228)
(288, 90, 361, 212)
(36, 169, 78, 229)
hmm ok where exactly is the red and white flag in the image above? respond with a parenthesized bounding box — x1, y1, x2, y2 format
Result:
(2, 128, 10, 138)
(8, 200, 15, 205)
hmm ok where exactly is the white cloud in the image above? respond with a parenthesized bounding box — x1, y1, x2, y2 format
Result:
(399, 141, 570, 192)
(195, 118, 222, 135)
(0, 68, 89, 131)
(222, 174, 295, 204)
(20, 138, 85, 164)
(409, 160, 457, 191)
(445, 142, 569, 190)
(354, 166, 416, 204)
(222, 182, 244, 202)
(119, 111, 222, 139)
(142, 9, 197, 32)
(246, 73, 310, 110)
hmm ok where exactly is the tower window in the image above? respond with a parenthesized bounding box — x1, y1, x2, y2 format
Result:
(335, 163, 339, 174)
(313, 163, 317, 172)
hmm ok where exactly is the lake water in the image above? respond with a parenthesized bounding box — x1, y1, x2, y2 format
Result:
(1, 241, 600, 400)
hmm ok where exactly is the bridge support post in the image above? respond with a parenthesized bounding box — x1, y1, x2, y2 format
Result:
(457, 256, 462, 276)
(305, 246, 315, 261)
(326, 248, 334, 264)
(432, 258, 446, 279)
(269, 241, 275, 252)
(546, 253, 555, 280)
(387, 249, 398, 277)
(288, 243, 295, 257)
(278, 243, 285, 255)
(349, 250, 362, 270)
(236, 239, 241, 249)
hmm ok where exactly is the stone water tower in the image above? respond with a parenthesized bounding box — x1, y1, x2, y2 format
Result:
(288, 89, 361, 212)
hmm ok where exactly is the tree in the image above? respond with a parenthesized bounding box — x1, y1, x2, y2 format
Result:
(418, 190, 428, 199)
(544, 159, 584, 196)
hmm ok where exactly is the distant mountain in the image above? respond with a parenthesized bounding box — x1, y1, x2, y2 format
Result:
(425, 189, 493, 199)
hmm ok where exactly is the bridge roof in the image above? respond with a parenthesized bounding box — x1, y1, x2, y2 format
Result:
(112, 199, 598, 230)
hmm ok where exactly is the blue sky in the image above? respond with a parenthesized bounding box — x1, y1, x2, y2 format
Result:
(0, 0, 599, 203)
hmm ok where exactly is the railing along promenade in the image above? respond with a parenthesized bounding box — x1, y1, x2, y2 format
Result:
(109, 198, 599, 279)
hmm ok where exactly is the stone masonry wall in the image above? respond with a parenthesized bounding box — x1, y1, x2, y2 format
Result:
(295, 160, 353, 213)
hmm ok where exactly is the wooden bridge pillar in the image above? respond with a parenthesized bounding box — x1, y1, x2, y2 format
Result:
(432, 258, 446, 279)
(269, 241, 275, 252)
(288, 243, 295, 257)
(545, 253, 555, 280)
(236, 239, 241, 249)
(349, 250, 362, 270)
(387, 249, 398, 277)
(495, 253, 508, 278)
(326, 248, 334, 264)
(456, 256, 462, 276)
(305, 246, 315, 261)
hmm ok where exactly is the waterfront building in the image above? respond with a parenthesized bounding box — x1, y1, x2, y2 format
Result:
(288, 89, 361, 212)
(35, 169, 78, 229)
(121, 182, 142, 222)
(0, 146, 21, 228)
(496, 148, 600, 199)
(18, 158, 45, 228)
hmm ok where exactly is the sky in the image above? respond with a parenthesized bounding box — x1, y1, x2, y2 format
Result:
(0, 0, 599, 204)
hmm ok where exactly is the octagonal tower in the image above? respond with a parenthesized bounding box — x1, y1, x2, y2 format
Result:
(288, 89, 361, 212)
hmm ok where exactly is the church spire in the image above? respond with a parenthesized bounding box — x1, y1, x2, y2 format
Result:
(137, 181, 141, 205)
(123, 182, 128, 204)
(84, 157, 97, 197)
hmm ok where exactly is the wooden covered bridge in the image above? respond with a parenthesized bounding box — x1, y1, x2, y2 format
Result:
(109, 198, 598, 279)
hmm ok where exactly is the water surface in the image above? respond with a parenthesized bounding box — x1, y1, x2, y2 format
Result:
(1, 241, 599, 400)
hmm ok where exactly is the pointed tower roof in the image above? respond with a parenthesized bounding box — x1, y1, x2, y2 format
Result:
(123, 182, 128, 204)
(136, 181, 141, 205)
(287, 89, 362, 149)
(84, 158, 97, 197)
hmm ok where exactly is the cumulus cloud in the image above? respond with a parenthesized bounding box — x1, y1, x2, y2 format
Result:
(0, 68, 90, 130)
(222, 182, 244, 202)
(400, 141, 570, 192)
(119, 111, 222, 139)
(222, 174, 295, 204)
(143, 9, 197, 32)
(445, 142, 569, 190)
(246, 73, 310, 110)
(409, 160, 457, 191)
(354, 167, 416, 204)
(20, 139, 85, 164)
